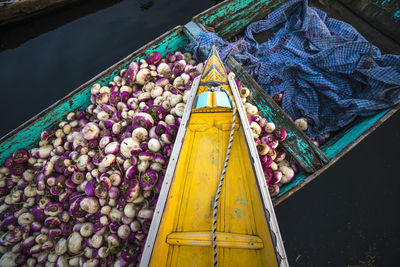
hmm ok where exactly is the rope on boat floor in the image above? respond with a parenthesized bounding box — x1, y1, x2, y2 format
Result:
(211, 87, 236, 267)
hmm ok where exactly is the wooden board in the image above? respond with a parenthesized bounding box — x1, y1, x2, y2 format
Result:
(0, 0, 122, 52)
(192, 0, 287, 40)
(0, 0, 84, 26)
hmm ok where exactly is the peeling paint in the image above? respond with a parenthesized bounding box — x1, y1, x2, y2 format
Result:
(370, 0, 392, 8)
(393, 10, 400, 22)
(234, 208, 242, 217)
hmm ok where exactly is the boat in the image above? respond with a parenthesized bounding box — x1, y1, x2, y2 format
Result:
(139, 46, 288, 266)
(0, 0, 399, 207)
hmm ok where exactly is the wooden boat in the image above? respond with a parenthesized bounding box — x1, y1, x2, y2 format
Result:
(139, 46, 288, 266)
(0, 0, 399, 207)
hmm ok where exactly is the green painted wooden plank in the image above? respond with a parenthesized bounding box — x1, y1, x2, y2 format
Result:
(193, 0, 286, 39)
(0, 27, 189, 165)
(338, 0, 400, 43)
(275, 108, 394, 200)
(320, 109, 393, 159)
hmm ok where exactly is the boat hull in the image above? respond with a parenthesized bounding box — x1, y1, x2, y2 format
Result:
(1, 0, 398, 211)
(150, 113, 279, 266)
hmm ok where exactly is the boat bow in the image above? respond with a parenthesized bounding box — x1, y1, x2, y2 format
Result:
(140, 46, 288, 267)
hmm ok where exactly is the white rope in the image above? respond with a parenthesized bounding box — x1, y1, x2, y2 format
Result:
(211, 88, 236, 267)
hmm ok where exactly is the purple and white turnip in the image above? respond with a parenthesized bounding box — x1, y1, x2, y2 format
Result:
(0, 50, 204, 266)
(241, 85, 300, 194)
(0, 49, 300, 266)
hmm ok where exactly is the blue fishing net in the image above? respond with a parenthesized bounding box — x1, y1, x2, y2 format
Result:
(187, 0, 400, 138)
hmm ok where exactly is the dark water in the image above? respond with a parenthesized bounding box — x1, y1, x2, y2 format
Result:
(0, 0, 399, 266)
(0, 0, 219, 138)
(275, 112, 400, 266)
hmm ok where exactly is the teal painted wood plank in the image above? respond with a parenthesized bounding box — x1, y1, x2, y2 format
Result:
(0, 27, 190, 165)
(338, 0, 400, 43)
(276, 172, 307, 199)
(194, 0, 286, 39)
(184, 21, 204, 39)
(320, 109, 392, 159)
(274, 108, 393, 200)
(0, 89, 91, 164)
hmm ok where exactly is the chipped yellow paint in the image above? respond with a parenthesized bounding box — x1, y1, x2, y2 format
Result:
(193, 46, 235, 114)
(148, 46, 278, 267)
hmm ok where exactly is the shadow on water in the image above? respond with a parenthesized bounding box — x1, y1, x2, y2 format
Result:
(0, 0, 123, 52)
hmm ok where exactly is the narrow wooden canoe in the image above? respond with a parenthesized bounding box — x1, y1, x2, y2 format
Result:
(188, 0, 400, 206)
(140, 46, 288, 267)
(0, 0, 398, 210)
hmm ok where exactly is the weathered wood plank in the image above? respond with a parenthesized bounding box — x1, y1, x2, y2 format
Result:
(192, 0, 286, 40)
(194, 0, 400, 54)
(225, 57, 329, 173)
(0, 0, 122, 53)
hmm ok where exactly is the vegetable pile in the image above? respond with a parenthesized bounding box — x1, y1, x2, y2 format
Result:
(0, 51, 203, 267)
(0, 50, 298, 266)
(235, 81, 299, 198)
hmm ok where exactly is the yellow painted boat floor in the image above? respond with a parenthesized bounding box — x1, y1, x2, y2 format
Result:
(150, 112, 278, 267)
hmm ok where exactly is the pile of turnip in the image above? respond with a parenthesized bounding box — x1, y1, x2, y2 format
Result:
(235, 82, 299, 197)
(0, 51, 203, 267)
(0, 50, 298, 267)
